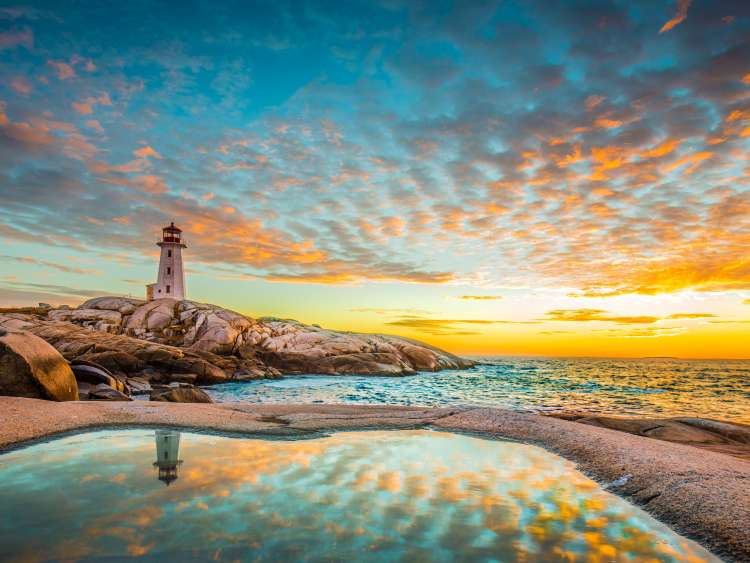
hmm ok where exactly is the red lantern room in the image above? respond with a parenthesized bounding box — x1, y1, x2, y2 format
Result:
(161, 222, 183, 244)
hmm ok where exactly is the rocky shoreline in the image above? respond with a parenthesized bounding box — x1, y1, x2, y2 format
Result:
(0, 297, 473, 402)
(2, 299, 748, 560)
(0, 397, 748, 562)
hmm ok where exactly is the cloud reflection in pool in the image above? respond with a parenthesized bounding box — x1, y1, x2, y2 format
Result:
(0, 429, 717, 562)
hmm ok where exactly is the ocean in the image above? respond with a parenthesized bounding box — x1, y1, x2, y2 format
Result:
(204, 357, 750, 424)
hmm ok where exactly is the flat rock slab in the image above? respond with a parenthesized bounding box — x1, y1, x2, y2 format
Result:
(0, 397, 748, 562)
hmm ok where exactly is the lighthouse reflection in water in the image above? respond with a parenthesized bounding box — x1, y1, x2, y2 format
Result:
(153, 430, 182, 485)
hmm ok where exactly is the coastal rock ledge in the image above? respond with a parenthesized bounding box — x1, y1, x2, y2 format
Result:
(0, 297, 472, 385)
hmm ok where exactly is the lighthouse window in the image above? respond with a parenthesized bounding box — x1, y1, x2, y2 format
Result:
(167, 250, 172, 258)
(167, 267, 171, 275)
(166, 285, 170, 293)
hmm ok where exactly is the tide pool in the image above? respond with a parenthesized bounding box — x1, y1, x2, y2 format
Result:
(0, 429, 717, 562)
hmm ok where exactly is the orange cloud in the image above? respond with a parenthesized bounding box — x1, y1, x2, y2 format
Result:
(662, 151, 712, 175)
(458, 295, 502, 300)
(640, 139, 681, 159)
(47, 60, 76, 79)
(385, 315, 539, 335)
(575, 253, 750, 297)
(589, 145, 628, 179)
(10, 76, 31, 95)
(0, 28, 33, 50)
(593, 115, 623, 129)
(134, 145, 161, 159)
(659, 0, 691, 33)
(544, 309, 660, 324)
(85, 119, 104, 133)
(585, 95, 605, 111)
(725, 109, 750, 123)
(72, 92, 112, 115)
(0, 102, 97, 160)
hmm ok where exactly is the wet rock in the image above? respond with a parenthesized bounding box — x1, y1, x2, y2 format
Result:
(0, 330, 78, 401)
(89, 383, 132, 401)
(150, 386, 213, 403)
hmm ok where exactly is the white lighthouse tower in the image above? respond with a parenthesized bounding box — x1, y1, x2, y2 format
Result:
(153, 430, 182, 485)
(146, 222, 187, 301)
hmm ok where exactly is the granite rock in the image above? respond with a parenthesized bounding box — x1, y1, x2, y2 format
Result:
(150, 386, 214, 403)
(2, 296, 473, 381)
(0, 329, 78, 401)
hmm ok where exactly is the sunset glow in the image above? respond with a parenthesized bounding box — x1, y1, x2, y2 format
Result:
(1, 1, 749, 357)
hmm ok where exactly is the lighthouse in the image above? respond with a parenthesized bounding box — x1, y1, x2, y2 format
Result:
(153, 430, 183, 485)
(146, 222, 187, 301)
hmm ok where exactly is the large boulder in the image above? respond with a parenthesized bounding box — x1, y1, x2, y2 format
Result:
(0, 329, 78, 401)
(125, 299, 177, 332)
(150, 386, 213, 403)
(79, 296, 145, 315)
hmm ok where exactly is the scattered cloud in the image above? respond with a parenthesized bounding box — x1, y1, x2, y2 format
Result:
(666, 313, 716, 319)
(659, 0, 691, 33)
(544, 309, 660, 324)
(385, 315, 539, 335)
(0, 255, 100, 275)
(350, 307, 432, 315)
(0, 281, 107, 297)
(47, 60, 76, 79)
(0, 27, 33, 50)
(72, 92, 112, 115)
(1, 0, 749, 305)
(608, 327, 686, 339)
(544, 309, 722, 326)
(457, 295, 502, 300)
(10, 76, 32, 95)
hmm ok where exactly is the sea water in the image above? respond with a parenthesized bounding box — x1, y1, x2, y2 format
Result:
(0, 429, 718, 562)
(206, 357, 750, 424)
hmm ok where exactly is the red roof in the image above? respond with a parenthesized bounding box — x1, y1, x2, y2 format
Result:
(163, 222, 182, 233)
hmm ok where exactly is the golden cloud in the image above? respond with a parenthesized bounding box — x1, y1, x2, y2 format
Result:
(544, 309, 659, 324)
(385, 315, 539, 335)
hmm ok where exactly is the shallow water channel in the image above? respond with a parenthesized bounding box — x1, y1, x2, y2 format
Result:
(0, 429, 717, 562)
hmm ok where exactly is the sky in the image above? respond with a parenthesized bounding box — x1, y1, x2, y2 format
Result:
(1, 0, 749, 358)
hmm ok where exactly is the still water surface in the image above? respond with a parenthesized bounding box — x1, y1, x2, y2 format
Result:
(206, 357, 750, 423)
(0, 429, 718, 562)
